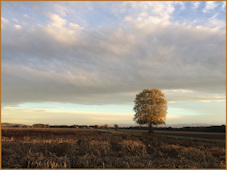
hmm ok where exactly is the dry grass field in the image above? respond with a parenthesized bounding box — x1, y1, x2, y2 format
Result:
(2, 128, 226, 168)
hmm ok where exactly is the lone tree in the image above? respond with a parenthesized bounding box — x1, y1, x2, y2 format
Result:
(114, 124, 119, 131)
(103, 124, 109, 129)
(133, 89, 167, 133)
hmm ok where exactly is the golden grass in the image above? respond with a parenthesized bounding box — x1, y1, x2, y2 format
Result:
(1, 128, 226, 168)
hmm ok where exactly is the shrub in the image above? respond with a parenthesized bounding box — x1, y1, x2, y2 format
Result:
(114, 124, 119, 131)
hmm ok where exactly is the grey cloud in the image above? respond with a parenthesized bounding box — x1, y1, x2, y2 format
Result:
(2, 15, 226, 106)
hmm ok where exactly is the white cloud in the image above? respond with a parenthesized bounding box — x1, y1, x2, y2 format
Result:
(203, 1, 218, 13)
(69, 22, 84, 30)
(54, 4, 67, 17)
(174, 1, 185, 11)
(197, 100, 225, 103)
(13, 18, 18, 22)
(222, 1, 226, 10)
(1, 17, 10, 24)
(41, 13, 84, 44)
(206, 13, 226, 30)
(210, 13, 219, 20)
(166, 115, 182, 119)
(164, 89, 226, 103)
(192, 1, 200, 9)
(14, 24, 22, 29)
(124, 16, 133, 22)
(48, 13, 67, 27)
(112, 1, 175, 23)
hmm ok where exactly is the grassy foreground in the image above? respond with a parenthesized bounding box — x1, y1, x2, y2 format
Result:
(2, 128, 226, 168)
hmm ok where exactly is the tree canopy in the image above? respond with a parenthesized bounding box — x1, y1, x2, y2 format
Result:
(103, 124, 109, 129)
(133, 88, 167, 132)
(114, 124, 119, 131)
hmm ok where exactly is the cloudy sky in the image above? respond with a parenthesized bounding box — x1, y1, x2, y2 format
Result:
(2, 1, 226, 126)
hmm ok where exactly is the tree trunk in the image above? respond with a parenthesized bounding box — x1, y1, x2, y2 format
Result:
(148, 123, 154, 133)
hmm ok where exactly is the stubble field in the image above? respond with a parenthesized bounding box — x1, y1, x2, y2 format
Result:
(2, 128, 226, 168)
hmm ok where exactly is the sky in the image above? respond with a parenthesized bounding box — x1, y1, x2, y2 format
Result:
(1, 1, 226, 127)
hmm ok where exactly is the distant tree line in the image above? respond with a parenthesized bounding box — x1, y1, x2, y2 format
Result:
(4, 125, 29, 128)
(30, 124, 110, 129)
(6, 123, 225, 133)
(158, 125, 226, 133)
(32, 124, 50, 128)
(126, 125, 225, 133)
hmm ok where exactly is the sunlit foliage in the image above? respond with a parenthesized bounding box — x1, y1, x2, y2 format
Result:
(103, 124, 109, 129)
(134, 89, 167, 132)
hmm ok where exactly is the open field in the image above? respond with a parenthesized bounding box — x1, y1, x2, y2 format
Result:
(108, 129, 225, 141)
(154, 130, 225, 140)
(2, 128, 226, 168)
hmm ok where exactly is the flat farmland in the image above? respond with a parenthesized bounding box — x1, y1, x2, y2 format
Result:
(154, 130, 225, 140)
(2, 128, 226, 168)
(105, 129, 225, 141)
